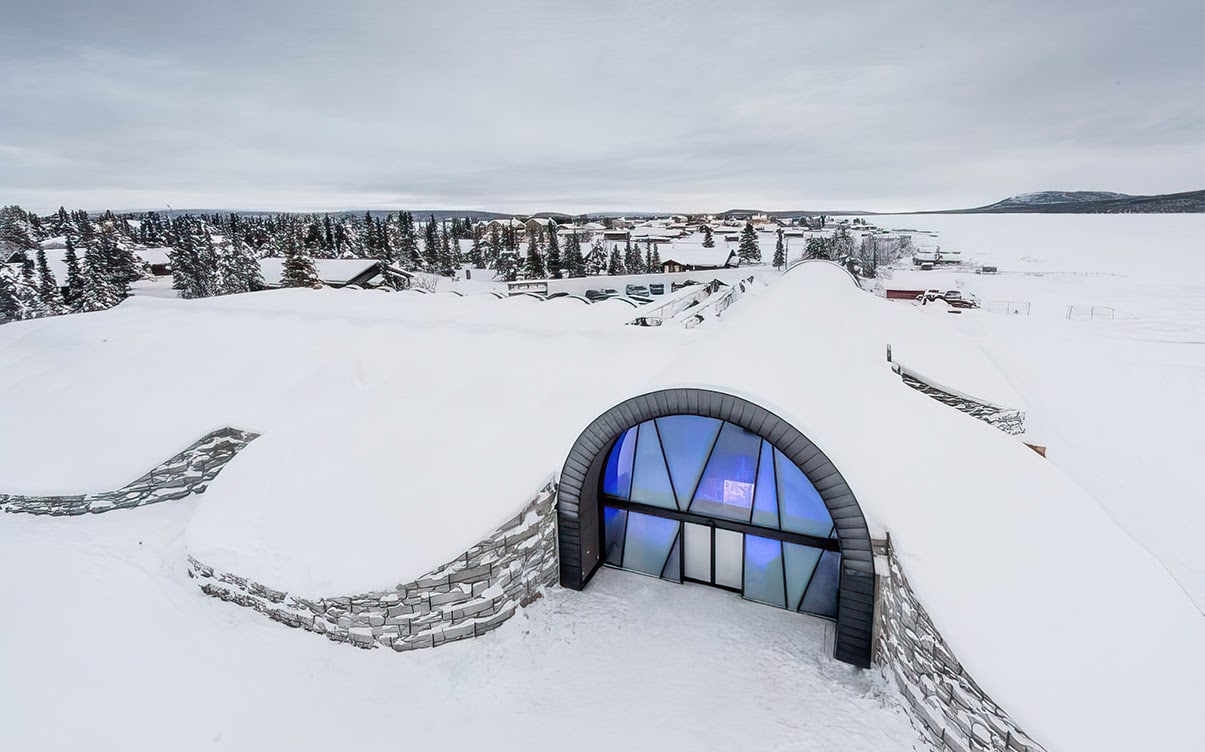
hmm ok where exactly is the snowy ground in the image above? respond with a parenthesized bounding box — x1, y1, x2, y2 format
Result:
(2, 212, 1201, 751)
(0, 499, 925, 752)
(874, 214, 1205, 610)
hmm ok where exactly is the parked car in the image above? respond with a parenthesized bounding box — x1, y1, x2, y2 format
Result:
(585, 288, 619, 301)
(648, 283, 665, 295)
(625, 284, 651, 297)
(671, 279, 701, 292)
(916, 289, 979, 309)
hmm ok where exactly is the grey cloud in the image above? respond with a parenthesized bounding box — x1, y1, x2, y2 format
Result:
(0, 0, 1201, 213)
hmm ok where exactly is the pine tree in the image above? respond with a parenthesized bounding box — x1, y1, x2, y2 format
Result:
(773, 229, 786, 270)
(63, 238, 83, 310)
(562, 234, 586, 278)
(546, 228, 562, 279)
(280, 230, 318, 288)
(97, 222, 139, 292)
(702, 225, 715, 248)
(650, 245, 661, 272)
(78, 242, 121, 312)
(523, 232, 546, 278)
(468, 228, 483, 268)
(486, 226, 502, 268)
(494, 251, 518, 282)
(831, 225, 856, 260)
(0, 268, 52, 322)
(422, 215, 440, 269)
(607, 245, 625, 276)
(399, 211, 421, 270)
(169, 220, 202, 298)
(738, 221, 761, 263)
(805, 236, 832, 260)
(322, 215, 335, 255)
(0, 205, 37, 257)
(586, 239, 608, 276)
(374, 217, 394, 265)
(35, 248, 59, 306)
(624, 239, 643, 274)
(437, 227, 455, 276)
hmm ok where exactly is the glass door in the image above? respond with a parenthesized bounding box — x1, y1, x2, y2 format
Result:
(682, 522, 744, 592)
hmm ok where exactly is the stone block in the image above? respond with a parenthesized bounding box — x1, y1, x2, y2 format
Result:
(448, 564, 493, 584)
(438, 622, 476, 642)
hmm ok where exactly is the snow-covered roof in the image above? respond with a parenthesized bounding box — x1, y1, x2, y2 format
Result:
(258, 258, 379, 287)
(133, 247, 172, 266)
(0, 263, 1198, 752)
(659, 247, 738, 268)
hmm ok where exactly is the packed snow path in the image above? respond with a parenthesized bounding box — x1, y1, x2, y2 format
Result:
(0, 500, 927, 752)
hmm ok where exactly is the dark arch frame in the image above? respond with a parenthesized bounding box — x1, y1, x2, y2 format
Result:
(557, 388, 875, 668)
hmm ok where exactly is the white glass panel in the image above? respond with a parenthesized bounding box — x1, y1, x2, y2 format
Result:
(683, 523, 711, 581)
(714, 529, 743, 589)
(621, 512, 679, 577)
(743, 535, 786, 607)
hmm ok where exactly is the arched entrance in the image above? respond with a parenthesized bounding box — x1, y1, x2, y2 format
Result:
(557, 389, 875, 668)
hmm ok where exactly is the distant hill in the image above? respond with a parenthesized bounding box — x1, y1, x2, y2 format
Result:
(149, 208, 516, 221)
(944, 190, 1205, 214)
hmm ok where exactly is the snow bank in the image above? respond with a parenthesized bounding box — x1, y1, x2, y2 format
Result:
(657, 262, 1202, 752)
(2, 253, 1199, 752)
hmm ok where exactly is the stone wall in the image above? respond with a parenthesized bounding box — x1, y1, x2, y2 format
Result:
(897, 370, 1026, 436)
(0, 427, 260, 516)
(189, 478, 559, 652)
(875, 537, 1048, 752)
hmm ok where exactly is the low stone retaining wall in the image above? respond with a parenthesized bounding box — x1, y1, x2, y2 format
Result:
(0, 427, 260, 515)
(897, 369, 1026, 436)
(189, 478, 559, 652)
(875, 537, 1047, 752)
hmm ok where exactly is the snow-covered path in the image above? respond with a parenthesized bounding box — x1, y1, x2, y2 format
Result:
(0, 500, 926, 752)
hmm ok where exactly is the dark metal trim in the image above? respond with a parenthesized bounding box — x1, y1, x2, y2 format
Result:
(603, 496, 839, 552)
(556, 388, 876, 668)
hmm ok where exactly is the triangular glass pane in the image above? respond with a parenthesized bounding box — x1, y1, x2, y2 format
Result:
(621, 511, 679, 576)
(602, 428, 636, 499)
(654, 416, 722, 509)
(775, 448, 834, 538)
(690, 423, 760, 521)
(630, 422, 676, 510)
(751, 440, 779, 528)
(784, 542, 823, 611)
(799, 550, 841, 618)
(659, 531, 682, 582)
(603, 506, 628, 565)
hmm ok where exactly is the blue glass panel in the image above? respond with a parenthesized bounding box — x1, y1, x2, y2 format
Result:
(660, 531, 682, 582)
(601, 428, 635, 499)
(630, 422, 676, 510)
(743, 535, 786, 607)
(775, 448, 834, 538)
(603, 506, 627, 566)
(690, 423, 761, 521)
(654, 416, 722, 509)
(621, 511, 680, 577)
(799, 550, 841, 618)
(750, 441, 779, 528)
(783, 542, 823, 611)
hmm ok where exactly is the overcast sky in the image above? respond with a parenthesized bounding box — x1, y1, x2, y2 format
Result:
(1, 0, 1202, 214)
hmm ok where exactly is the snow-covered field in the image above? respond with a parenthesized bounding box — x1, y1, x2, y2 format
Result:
(0, 499, 923, 752)
(874, 214, 1205, 610)
(1, 212, 1201, 752)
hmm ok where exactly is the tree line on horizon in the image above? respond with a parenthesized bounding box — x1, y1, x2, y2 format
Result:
(1, 204, 910, 325)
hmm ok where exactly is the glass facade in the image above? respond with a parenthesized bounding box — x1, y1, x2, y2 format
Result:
(600, 415, 841, 620)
